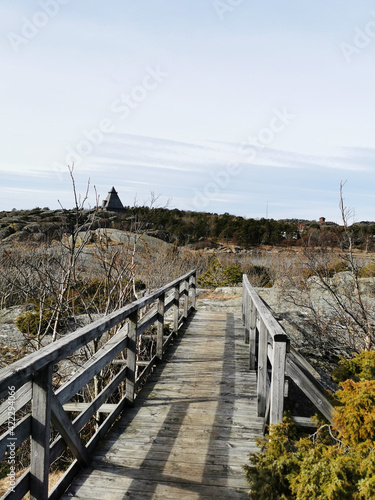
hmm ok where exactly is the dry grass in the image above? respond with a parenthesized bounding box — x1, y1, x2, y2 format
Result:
(0, 470, 65, 499)
(198, 291, 241, 300)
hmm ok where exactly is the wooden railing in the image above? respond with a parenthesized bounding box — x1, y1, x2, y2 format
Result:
(0, 269, 196, 500)
(242, 274, 334, 427)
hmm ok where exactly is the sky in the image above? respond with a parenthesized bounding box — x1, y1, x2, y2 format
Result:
(1, 0, 375, 222)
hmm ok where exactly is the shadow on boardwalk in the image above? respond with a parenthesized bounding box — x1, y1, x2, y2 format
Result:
(62, 308, 262, 500)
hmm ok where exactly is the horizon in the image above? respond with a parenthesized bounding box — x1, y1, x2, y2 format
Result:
(3, 198, 375, 227)
(1, 2, 375, 222)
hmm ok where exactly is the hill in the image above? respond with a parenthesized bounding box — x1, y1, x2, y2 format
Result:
(1, 206, 374, 251)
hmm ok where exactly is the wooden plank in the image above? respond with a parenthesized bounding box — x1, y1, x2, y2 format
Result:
(50, 394, 90, 467)
(136, 306, 157, 336)
(0, 414, 31, 461)
(135, 355, 157, 392)
(50, 366, 127, 464)
(257, 317, 268, 417)
(190, 273, 197, 310)
(243, 275, 289, 344)
(49, 458, 82, 500)
(249, 299, 257, 370)
(157, 293, 165, 360)
(61, 309, 263, 499)
(50, 389, 130, 500)
(269, 339, 287, 425)
(286, 355, 334, 423)
(1, 469, 30, 500)
(0, 269, 197, 500)
(62, 402, 117, 412)
(55, 327, 128, 405)
(164, 292, 175, 314)
(183, 280, 189, 320)
(173, 285, 179, 332)
(30, 365, 52, 500)
(292, 416, 318, 428)
(0, 269, 196, 400)
(0, 381, 32, 427)
(125, 311, 137, 405)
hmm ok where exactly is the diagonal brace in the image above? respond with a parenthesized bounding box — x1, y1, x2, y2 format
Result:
(50, 393, 90, 467)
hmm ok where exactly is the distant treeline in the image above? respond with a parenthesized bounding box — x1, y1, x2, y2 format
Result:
(1, 206, 375, 250)
(118, 207, 375, 250)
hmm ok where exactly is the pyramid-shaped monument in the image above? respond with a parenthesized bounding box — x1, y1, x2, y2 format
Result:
(102, 187, 126, 213)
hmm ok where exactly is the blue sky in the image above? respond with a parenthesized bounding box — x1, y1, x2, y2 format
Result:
(1, 1, 375, 222)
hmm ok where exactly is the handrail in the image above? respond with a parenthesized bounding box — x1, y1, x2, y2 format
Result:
(0, 269, 196, 500)
(242, 274, 334, 427)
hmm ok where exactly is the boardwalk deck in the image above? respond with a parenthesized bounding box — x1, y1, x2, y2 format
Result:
(61, 309, 264, 500)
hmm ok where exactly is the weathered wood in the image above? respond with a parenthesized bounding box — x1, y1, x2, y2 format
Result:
(55, 327, 128, 405)
(292, 416, 318, 428)
(125, 311, 137, 405)
(51, 394, 90, 467)
(249, 299, 257, 370)
(288, 346, 325, 385)
(135, 355, 157, 391)
(49, 459, 82, 500)
(269, 339, 287, 425)
(183, 280, 189, 320)
(51, 382, 132, 499)
(257, 317, 268, 417)
(190, 273, 197, 309)
(61, 310, 263, 499)
(157, 293, 165, 360)
(0, 269, 197, 500)
(0, 270, 196, 400)
(1, 469, 30, 500)
(244, 287, 250, 344)
(30, 365, 52, 500)
(242, 275, 289, 345)
(173, 285, 179, 332)
(286, 355, 334, 422)
(243, 275, 291, 425)
(50, 366, 127, 464)
(0, 414, 31, 461)
(136, 305, 157, 336)
(62, 402, 117, 413)
(164, 291, 175, 313)
(112, 359, 150, 366)
(0, 381, 32, 427)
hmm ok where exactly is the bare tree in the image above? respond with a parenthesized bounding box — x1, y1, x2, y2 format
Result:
(278, 182, 374, 352)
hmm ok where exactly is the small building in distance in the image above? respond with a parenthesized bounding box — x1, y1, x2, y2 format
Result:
(102, 187, 126, 213)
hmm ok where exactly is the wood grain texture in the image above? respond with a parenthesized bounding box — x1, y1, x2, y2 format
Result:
(60, 310, 263, 499)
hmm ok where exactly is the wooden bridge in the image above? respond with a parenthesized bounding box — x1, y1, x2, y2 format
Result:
(0, 270, 334, 500)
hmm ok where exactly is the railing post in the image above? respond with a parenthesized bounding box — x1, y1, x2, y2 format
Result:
(157, 293, 165, 360)
(249, 299, 257, 370)
(191, 272, 196, 310)
(257, 318, 268, 417)
(30, 364, 53, 500)
(183, 279, 189, 320)
(242, 280, 245, 324)
(173, 285, 179, 332)
(270, 337, 287, 425)
(126, 311, 138, 405)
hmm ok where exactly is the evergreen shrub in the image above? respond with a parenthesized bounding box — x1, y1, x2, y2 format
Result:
(245, 351, 375, 499)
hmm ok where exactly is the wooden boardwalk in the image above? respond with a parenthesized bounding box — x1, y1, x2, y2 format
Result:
(61, 309, 264, 499)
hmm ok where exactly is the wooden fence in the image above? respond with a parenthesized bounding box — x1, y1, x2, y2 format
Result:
(0, 270, 196, 500)
(242, 274, 334, 427)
